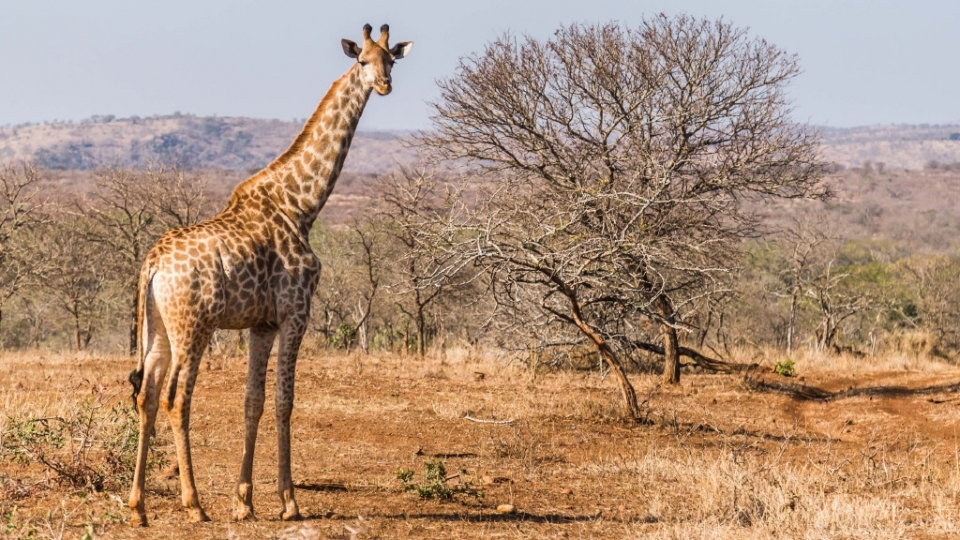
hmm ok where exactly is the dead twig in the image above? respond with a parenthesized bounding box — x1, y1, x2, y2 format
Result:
(463, 415, 514, 425)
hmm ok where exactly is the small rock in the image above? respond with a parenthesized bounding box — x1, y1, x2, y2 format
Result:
(162, 464, 179, 480)
(560, 488, 572, 496)
(617, 504, 626, 512)
(483, 476, 512, 485)
(496, 504, 516, 514)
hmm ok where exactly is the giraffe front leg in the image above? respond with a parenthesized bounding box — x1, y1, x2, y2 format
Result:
(275, 318, 307, 521)
(234, 327, 276, 522)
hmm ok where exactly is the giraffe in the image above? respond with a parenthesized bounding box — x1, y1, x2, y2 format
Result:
(127, 24, 413, 526)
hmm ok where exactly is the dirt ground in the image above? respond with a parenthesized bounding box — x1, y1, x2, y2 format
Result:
(2, 349, 960, 539)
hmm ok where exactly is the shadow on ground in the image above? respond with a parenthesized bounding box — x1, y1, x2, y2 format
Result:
(743, 373, 960, 402)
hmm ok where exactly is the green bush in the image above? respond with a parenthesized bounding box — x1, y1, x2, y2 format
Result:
(396, 460, 482, 501)
(775, 359, 796, 377)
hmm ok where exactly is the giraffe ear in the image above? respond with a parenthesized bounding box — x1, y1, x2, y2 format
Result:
(341, 39, 362, 59)
(390, 41, 414, 60)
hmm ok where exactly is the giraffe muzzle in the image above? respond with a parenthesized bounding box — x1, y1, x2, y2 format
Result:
(375, 80, 392, 96)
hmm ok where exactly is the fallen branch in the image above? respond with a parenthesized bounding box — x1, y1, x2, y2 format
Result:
(463, 415, 514, 425)
(630, 341, 757, 373)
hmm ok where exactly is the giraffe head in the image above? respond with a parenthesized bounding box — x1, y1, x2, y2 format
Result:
(341, 24, 413, 96)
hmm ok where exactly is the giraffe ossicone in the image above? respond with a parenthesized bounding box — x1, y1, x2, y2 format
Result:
(127, 24, 413, 526)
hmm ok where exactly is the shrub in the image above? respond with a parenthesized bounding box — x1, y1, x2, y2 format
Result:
(1, 391, 165, 493)
(396, 460, 482, 501)
(775, 359, 796, 377)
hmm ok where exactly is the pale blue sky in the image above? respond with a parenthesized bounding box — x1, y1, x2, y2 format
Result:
(1, 0, 958, 130)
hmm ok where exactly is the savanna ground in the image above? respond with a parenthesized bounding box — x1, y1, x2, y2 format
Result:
(2, 345, 960, 539)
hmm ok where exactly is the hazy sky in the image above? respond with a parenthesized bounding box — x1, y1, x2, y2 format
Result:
(1, 0, 958, 130)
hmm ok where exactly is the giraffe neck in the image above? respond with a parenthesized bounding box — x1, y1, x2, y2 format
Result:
(232, 64, 371, 234)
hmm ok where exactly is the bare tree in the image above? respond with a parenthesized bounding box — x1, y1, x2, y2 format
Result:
(81, 165, 212, 353)
(81, 166, 160, 354)
(41, 220, 112, 350)
(376, 168, 468, 358)
(345, 223, 382, 353)
(0, 162, 47, 345)
(777, 213, 834, 356)
(808, 257, 874, 353)
(895, 254, 960, 353)
(417, 17, 826, 416)
(310, 225, 356, 345)
(150, 166, 213, 229)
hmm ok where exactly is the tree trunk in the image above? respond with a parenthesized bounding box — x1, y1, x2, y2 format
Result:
(569, 314, 640, 420)
(416, 307, 426, 358)
(75, 312, 82, 352)
(787, 291, 799, 356)
(656, 296, 681, 384)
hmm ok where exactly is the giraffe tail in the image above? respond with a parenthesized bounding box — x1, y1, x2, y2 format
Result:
(129, 260, 156, 407)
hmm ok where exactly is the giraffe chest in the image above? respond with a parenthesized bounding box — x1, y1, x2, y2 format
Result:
(216, 244, 319, 329)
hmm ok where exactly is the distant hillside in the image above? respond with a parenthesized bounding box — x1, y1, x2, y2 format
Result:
(0, 114, 417, 174)
(820, 124, 960, 170)
(2, 115, 960, 173)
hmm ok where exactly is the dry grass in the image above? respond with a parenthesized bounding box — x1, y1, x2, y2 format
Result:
(2, 346, 960, 539)
(725, 343, 958, 377)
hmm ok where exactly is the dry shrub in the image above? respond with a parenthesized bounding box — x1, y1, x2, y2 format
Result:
(761, 344, 955, 376)
(887, 329, 936, 357)
(482, 423, 564, 466)
(0, 382, 166, 495)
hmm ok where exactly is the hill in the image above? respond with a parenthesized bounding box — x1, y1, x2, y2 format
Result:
(3, 115, 960, 173)
(821, 123, 960, 170)
(0, 114, 416, 175)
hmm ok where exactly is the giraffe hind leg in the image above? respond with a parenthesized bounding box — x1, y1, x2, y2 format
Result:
(163, 327, 214, 523)
(129, 300, 171, 527)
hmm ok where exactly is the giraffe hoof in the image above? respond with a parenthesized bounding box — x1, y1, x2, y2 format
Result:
(129, 509, 148, 527)
(188, 507, 211, 523)
(233, 505, 256, 521)
(281, 508, 303, 521)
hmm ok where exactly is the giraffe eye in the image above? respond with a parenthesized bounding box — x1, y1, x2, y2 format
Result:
(358, 60, 368, 66)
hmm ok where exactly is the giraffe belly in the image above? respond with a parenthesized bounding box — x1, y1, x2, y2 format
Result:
(217, 287, 277, 330)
